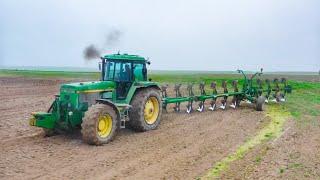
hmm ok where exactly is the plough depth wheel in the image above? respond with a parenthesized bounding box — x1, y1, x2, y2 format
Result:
(255, 96, 266, 111)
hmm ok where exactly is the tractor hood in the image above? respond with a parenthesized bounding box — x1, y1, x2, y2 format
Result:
(61, 81, 115, 93)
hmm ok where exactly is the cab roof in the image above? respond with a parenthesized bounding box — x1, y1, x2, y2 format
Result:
(103, 53, 146, 62)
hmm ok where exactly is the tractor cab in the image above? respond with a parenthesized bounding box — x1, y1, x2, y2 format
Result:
(101, 54, 148, 99)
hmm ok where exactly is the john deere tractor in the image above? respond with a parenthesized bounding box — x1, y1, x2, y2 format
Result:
(30, 53, 162, 145)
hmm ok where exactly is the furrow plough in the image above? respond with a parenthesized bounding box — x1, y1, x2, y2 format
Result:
(161, 69, 292, 113)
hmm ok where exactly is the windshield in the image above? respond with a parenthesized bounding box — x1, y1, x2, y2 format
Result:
(103, 61, 132, 81)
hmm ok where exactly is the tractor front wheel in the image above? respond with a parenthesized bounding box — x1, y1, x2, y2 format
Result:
(129, 88, 162, 131)
(81, 103, 118, 145)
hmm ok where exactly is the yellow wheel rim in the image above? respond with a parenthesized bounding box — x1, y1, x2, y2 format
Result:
(97, 114, 112, 138)
(144, 97, 160, 124)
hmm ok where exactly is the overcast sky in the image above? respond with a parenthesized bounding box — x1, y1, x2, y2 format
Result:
(0, 0, 319, 71)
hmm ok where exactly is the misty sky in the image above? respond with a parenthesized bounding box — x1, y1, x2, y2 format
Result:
(0, 0, 319, 71)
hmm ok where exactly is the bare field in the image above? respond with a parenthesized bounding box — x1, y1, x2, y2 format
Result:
(0, 77, 268, 179)
(0, 77, 319, 179)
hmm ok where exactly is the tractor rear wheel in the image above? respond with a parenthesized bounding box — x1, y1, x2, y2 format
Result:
(129, 88, 162, 131)
(81, 103, 118, 145)
(256, 96, 266, 111)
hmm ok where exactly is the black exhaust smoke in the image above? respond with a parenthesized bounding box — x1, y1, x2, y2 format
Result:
(84, 44, 101, 60)
(105, 29, 122, 47)
(83, 29, 123, 60)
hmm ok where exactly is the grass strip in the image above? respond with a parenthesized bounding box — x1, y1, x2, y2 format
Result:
(202, 105, 291, 179)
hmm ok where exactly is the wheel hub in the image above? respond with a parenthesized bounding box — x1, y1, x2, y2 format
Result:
(98, 119, 106, 131)
(97, 114, 112, 138)
(144, 97, 159, 125)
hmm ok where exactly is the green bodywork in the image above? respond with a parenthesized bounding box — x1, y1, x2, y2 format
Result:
(30, 54, 160, 131)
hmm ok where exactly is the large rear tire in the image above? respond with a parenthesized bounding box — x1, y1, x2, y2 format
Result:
(81, 103, 118, 145)
(256, 96, 266, 111)
(129, 88, 162, 131)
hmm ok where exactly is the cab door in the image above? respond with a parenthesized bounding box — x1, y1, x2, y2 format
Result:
(113, 62, 133, 99)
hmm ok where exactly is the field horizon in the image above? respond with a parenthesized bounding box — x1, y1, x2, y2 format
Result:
(0, 66, 319, 75)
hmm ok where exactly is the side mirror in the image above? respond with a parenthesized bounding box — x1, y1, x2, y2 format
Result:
(146, 57, 151, 65)
(98, 62, 102, 71)
(259, 68, 263, 76)
(149, 78, 152, 81)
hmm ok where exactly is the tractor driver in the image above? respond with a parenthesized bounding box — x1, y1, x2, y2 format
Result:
(120, 64, 132, 81)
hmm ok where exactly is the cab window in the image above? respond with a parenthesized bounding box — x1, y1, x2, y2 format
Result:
(133, 63, 146, 81)
(104, 61, 132, 82)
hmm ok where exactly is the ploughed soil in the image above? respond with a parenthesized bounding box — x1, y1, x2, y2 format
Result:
(221, 118, 320, 179)
(0, 77, 319, 179)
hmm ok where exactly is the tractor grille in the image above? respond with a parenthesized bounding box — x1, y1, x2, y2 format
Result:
(79, 93, 100, 107)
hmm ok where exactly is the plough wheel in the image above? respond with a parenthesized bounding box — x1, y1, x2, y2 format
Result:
(129, 88, 162, 131)
(236, 98, 241, 107)
(256, 96, 266, 111)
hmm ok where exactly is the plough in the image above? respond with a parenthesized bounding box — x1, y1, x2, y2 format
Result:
(161, 69, 292, 113)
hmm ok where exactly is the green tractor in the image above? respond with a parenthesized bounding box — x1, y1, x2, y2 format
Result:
(30, 53, 162, 145)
